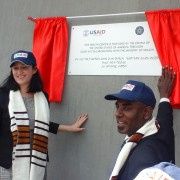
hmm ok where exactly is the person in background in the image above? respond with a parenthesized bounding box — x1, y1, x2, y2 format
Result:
(105, 66, 175, 180)
(0, 50, 88, 180)
(134, 162, 180, 180)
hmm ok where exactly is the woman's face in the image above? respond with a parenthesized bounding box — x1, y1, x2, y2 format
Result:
(11, 62, 37, 89)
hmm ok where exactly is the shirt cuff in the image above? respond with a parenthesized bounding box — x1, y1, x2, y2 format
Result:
(160, 98, 170, 103)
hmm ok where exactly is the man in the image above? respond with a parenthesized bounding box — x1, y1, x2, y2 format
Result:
(105, 67, 175, 180)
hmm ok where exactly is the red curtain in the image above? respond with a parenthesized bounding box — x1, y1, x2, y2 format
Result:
(31, 17, 68, 102)
(146, 9, 180, 108)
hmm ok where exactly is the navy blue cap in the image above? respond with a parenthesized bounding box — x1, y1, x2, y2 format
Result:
(105, 80, 156, 109)
(10, 50, 37, 67)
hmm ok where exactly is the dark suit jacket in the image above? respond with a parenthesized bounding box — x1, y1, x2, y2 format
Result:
(117, 101, 175, 180)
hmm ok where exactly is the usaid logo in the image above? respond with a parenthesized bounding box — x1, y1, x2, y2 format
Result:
(83, 29, 106, 37)
(121, 84, 135, 91)
(83, 30, 89, 37)
(14, 53, 28, 59)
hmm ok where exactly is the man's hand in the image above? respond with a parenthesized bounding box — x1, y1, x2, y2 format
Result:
(158, 66, 176, 98)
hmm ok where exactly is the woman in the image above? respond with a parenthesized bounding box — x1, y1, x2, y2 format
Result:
(0, 50, 88, 180)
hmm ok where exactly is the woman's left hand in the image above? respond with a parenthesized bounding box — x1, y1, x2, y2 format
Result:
(58, 113, 88, 132)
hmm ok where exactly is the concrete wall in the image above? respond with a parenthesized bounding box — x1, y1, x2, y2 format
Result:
(0, 0, 180, 179)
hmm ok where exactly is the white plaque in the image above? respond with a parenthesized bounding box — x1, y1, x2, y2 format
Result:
(68, 22, 161, 76)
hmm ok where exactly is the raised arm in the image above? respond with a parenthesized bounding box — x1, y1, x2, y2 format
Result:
(156, 66, 176, 125)
(157, 66, 176, 99)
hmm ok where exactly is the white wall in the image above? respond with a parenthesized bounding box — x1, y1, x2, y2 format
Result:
(0, 0, 180, 179)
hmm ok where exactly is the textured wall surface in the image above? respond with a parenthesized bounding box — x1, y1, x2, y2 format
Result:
(0, 0, 180, 179)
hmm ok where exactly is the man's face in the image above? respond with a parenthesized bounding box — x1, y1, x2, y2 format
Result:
(115, 100, 149, 136)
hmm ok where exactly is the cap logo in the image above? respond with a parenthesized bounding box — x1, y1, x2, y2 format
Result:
(121, 84, 135, 91)
(14, 53, 28, 59)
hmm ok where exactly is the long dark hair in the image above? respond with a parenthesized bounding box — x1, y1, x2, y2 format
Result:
(0, 66, 44, 93)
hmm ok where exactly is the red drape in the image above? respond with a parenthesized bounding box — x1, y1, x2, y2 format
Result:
(146, 9, 180, 108)
(32, 17, 68, 102)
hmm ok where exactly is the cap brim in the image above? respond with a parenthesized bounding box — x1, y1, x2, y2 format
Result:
(104, 94, 120, 100)
(105, 93, 133, 101)
(104, 93, 137, 102)
(10, 60, 30, 67)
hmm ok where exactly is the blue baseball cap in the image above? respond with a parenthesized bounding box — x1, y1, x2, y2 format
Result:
(10, 50, 37, 67)
(105, 80, 156, 109)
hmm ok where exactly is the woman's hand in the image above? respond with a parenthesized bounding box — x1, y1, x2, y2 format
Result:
(58, 113, 88, 132)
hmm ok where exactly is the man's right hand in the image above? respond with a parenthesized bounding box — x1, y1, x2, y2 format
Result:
(157, 66, 176, 98)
